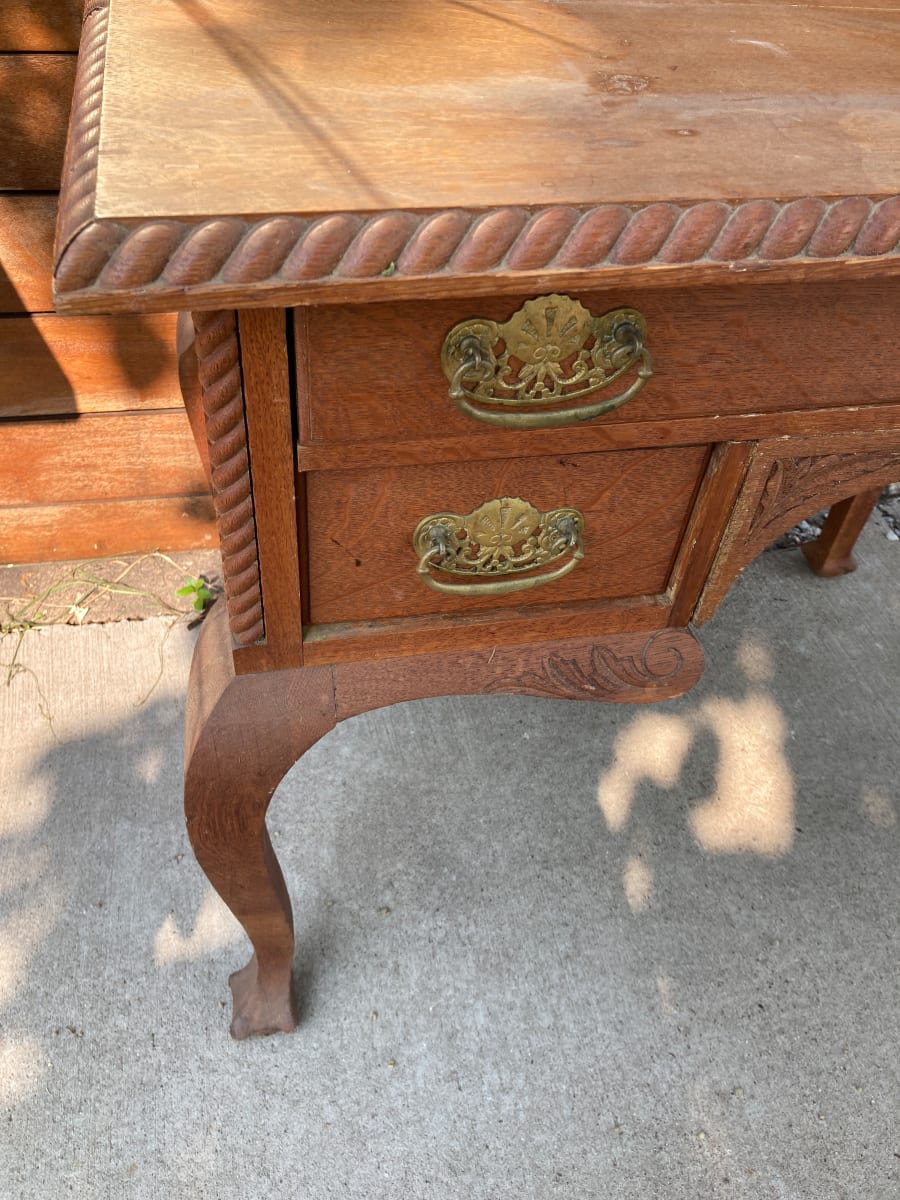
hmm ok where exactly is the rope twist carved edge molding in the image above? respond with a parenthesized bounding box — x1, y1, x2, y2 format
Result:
(56, 5, 900, 299)
(696, 444, 900, 625)
(57, 196, 900, 299)
(191, 310, 265, 647)
(56, 0, 109, 256)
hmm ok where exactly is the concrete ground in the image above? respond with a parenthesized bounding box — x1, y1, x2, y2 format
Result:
(0, 528, 897, 1200)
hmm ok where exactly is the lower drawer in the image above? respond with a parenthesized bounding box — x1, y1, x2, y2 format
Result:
(303, 444, 710, 625)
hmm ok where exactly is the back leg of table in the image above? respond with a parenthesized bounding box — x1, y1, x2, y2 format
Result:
(801, 488, 883, 578)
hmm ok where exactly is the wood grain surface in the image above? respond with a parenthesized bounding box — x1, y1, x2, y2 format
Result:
(301, 596, 668, 666)
(304, 444, 709, 624)
(0, 411, 208, 505)
(0, 55, 76, 189)
(53, 0, 900, 312)
(0, 313, 179, 417)
(296, 401, 900, 475)
(297, 281, 900, 450)
(0, 195, 59, 312)
(0, 496, 216, 563)
(237, 308, 303, 669)
(0, 1, 84, 51)
(96, 0, 900, 218)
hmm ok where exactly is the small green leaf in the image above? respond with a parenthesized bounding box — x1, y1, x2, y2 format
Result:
(177, 575, 214, 613)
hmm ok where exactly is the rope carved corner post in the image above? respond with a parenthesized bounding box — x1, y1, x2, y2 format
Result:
(190, 309, 265, 649)
(182, 312, 336, 1041)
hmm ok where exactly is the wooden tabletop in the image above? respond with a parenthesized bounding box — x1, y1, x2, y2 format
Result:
(55, 0, 900, 312)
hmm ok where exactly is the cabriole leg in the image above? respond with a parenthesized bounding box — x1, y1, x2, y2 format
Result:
(183, 602, 334, 1038)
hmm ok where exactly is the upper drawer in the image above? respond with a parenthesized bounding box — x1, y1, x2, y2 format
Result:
(295, 280, 900, 449)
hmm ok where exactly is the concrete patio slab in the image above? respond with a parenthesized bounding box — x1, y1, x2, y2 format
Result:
(0, 528, 897, 1199)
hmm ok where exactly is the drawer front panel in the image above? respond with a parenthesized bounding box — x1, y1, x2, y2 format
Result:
(296, 280, 900, 448)
(304, 444, 709, 625)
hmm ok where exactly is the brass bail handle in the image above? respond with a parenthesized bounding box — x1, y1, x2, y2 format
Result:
(414, 498, 586, 597)
(441, 296, 653, 429)
(448, 335, 495, 400)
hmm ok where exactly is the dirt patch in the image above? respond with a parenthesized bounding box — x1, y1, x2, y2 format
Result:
(0, 550, 223, 627)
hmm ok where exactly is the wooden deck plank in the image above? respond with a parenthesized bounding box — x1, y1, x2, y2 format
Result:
(0, 55, 76, 190)
(0, 195, 59, 313)
(0, 411, 208, 504)
(0, 313, 180, 417)
(0, 496, 217, 562)
(0, 1, 83, 52)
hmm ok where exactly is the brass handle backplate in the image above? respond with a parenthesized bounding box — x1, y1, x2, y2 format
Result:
(413, 496, 585, 597)
(440, 294, 652, 428)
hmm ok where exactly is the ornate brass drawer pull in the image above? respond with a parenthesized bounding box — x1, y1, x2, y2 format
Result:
(413, 496, 585, 596)
(441, 294, 652, 429)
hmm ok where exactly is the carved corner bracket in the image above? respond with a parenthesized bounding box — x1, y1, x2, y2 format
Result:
(696, 439, 900, 623)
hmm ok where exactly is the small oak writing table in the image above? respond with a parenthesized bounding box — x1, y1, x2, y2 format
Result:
(55, 0, 900, 1038)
